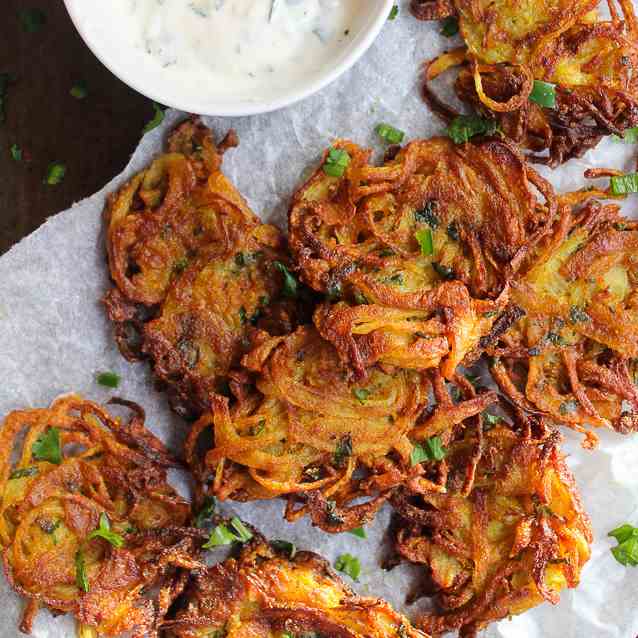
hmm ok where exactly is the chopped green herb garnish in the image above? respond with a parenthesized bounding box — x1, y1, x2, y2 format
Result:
(348, 527, 367, 539)
(441, 16, 459, 36)
(10, 143, 22, 161)
(230, 517, 253, 543)
(388, 4, 399, 20)
(143, 102, 165, 134)
(353, 290, 368, 305)
(559, 399, 578, 415)
(334, 434, 353, 468)
(569, 306, 590, 323)
(32, 428, 62, 465)
(273, 261, 299, 298)
(608, 523, 638, 566)
(203, 518, 253, 548)
(483, 412, 503, 426)
(614, 127, 638, 144)
(9, 466, 38, 480)
(96, 371, 120, 388)
(271, 539, 297, 558)
(88, 513, 125, 548)
(239, 306, 247, 324)
(411, 436, 446, 465)
(323, 147, 351, 177)
(194, 496, 216, 528)
(414, 201, 439, 227)
(610, 173, 638, 195)
(203, 524, 237, 548)
(376, 122, 405, 145)
(70, 80, 88, 99)
(352, 388, 371, 404)
(75, 550, 90, 593)
(335, 553, 361, 581)
(529, 80, 556, 109)
(432, 262, 454, 280)
(447, 114, 498, 144)
(19, 8, 46, 33)
(415, 228, 434, 256)
(44, 162, 66, 185)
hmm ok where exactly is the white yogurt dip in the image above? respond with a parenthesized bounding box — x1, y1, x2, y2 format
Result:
(109, 0, 363, 100)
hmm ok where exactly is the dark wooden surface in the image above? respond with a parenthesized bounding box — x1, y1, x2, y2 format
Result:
(1, 1, 155, 254)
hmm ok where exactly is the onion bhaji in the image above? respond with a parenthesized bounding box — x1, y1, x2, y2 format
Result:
(412, 0, 638, 165)
(0, 395, 204, 637)
(186, 326, 497, 532)
(289, 137, 557, 379)
(392, 414, 592, 637)
(488, 197, 638, 445)
(104, 118, 303, 419)
(167, 537, 429, 638)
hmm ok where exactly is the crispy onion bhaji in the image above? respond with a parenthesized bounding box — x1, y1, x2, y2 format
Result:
(488, 197, 638, 445)
(104, 118, 303, 419)
(412, 0, 638, 165)
(186, 326, 498, 532)
(289, 137, 557, 379)
(0, 395, 203, 638)
(167, 537, 429, 638)
(392, 414, 592, 637)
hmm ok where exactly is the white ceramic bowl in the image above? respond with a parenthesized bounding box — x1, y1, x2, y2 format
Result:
(63, 1, 394, 117)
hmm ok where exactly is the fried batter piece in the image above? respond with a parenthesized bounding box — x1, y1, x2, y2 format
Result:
(413, 0, 638, 165)
(167, 538, 429, 638)
(289, 137, 556, 378)
(392, 416, 592, 637)
(104, 118, 301, 418)
(186, 326, 497, 532)
(489, 198, 638, 443)
(0, 395, 202, 637)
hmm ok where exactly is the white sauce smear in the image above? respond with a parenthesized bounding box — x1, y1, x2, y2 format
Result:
(113, 0, 362, 100)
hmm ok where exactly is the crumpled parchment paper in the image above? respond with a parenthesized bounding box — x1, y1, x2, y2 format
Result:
(1, 2, 637, 636)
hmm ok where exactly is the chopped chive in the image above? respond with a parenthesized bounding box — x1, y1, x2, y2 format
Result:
(348, 527, 367, 539)
(411, 436, 446, 465)
(32, 428, 62, 465)
(10, 143, 22, 161)
(70, 80, 88, 99)
(352, 388, 371, 404)
(273, 261, 299, 298)
(323, 147, 351, 177)
(608, 523, 638, 566)
(87, 513, 125, 548)
(142, 102, 165, 134)
(529, 80, 556, 109)
(194, 496, 216, 528)
(334, 553, 361, 581)
(271, 539, 297, 558)
(44, 162, 66, 185)
(610, 173, 638, 195)
(375, 122, 405, 145)
(388, 5, 399, 20)
(75, 550, 89, 593)
(96, 371, 120, 388)
(9, 466, 38, 480)
(415, 228, 434, 256)
(447, 114, 498, 144)
(614, 127, 638, 144)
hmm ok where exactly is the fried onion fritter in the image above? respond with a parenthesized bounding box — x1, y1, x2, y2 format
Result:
(392, 417, 592, 637)
(104, 118, 303, 418)
(289, 137, 556, 379)
(186, 326, 497, 532)
(167, 538, 429, 638)
(0, 395, 201, 637)
(488, 198, 638, 443)
(413, 0, 638, 165)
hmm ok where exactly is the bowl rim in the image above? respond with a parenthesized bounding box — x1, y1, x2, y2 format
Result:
(63, 0, 395, 117)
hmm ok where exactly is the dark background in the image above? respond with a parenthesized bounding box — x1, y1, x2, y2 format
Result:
(1, 1, 155, 254)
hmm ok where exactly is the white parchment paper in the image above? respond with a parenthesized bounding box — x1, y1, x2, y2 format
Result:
(1, 2, 637, 636)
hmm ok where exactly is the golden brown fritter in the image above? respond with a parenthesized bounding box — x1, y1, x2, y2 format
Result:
(488, 198, 638, 444)
(392, 415, 592, 637)
(0, 395, 202, 638)
(186, 326, 497, 532)
(414, 0, 638, 165)
(289, 137, 556, 378)
(104, 118, 304, 418)
(167, 539, 429, 638)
